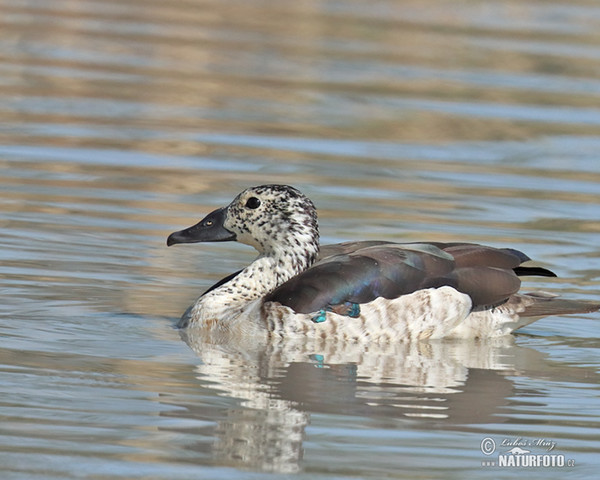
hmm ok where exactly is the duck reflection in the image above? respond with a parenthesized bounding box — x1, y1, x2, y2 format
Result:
(174, 331, 593, 473)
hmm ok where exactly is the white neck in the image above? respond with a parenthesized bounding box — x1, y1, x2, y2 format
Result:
(187, 244, 317, 327)
(208, 256, 289, 306)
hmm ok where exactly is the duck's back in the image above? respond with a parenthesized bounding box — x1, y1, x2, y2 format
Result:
(266, 241, 554, 315)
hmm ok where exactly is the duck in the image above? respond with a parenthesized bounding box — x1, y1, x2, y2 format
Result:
(167, 184, 599, 342)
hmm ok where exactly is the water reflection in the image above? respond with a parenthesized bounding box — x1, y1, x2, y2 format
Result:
(173, 331, 597, 473)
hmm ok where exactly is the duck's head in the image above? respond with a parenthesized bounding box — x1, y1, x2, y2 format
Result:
(167, 184, 319, 260)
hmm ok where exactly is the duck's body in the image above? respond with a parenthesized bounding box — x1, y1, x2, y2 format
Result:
(168, 185, 598, 341)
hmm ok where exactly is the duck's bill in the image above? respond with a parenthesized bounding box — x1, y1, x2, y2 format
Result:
(167, 207, 236, 246)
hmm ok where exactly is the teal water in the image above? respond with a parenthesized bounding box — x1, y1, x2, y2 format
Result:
(1, 1, 600, 478)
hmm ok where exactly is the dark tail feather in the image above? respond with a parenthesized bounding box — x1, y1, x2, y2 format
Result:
(520, 292, 600, 318)
(514, 266, 557, 278)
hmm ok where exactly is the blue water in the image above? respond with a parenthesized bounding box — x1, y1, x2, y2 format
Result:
(1, 0, 600, 478)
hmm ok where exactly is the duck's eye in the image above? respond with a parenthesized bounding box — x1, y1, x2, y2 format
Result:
(245, 197, 261, 209)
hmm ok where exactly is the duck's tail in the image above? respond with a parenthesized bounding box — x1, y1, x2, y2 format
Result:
(508, 291, 599, 331)
(519, 291, 600, 317)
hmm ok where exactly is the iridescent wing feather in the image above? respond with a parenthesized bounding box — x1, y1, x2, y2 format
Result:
(265, 242, 556, 314)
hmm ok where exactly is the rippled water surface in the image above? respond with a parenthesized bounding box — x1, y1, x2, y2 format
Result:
(2, 1, 600, 478)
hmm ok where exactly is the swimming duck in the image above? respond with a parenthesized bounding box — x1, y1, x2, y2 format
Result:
(167, 184, 599, 341)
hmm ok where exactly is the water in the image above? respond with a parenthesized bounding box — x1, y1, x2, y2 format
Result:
(2, 0, 600, 478)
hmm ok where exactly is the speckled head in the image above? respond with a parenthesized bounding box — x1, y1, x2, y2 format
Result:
(225, 185, 319, 254)
(168, 184, 320, 265)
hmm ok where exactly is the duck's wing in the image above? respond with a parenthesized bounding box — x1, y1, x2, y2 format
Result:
(265, 242, 554, 314)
